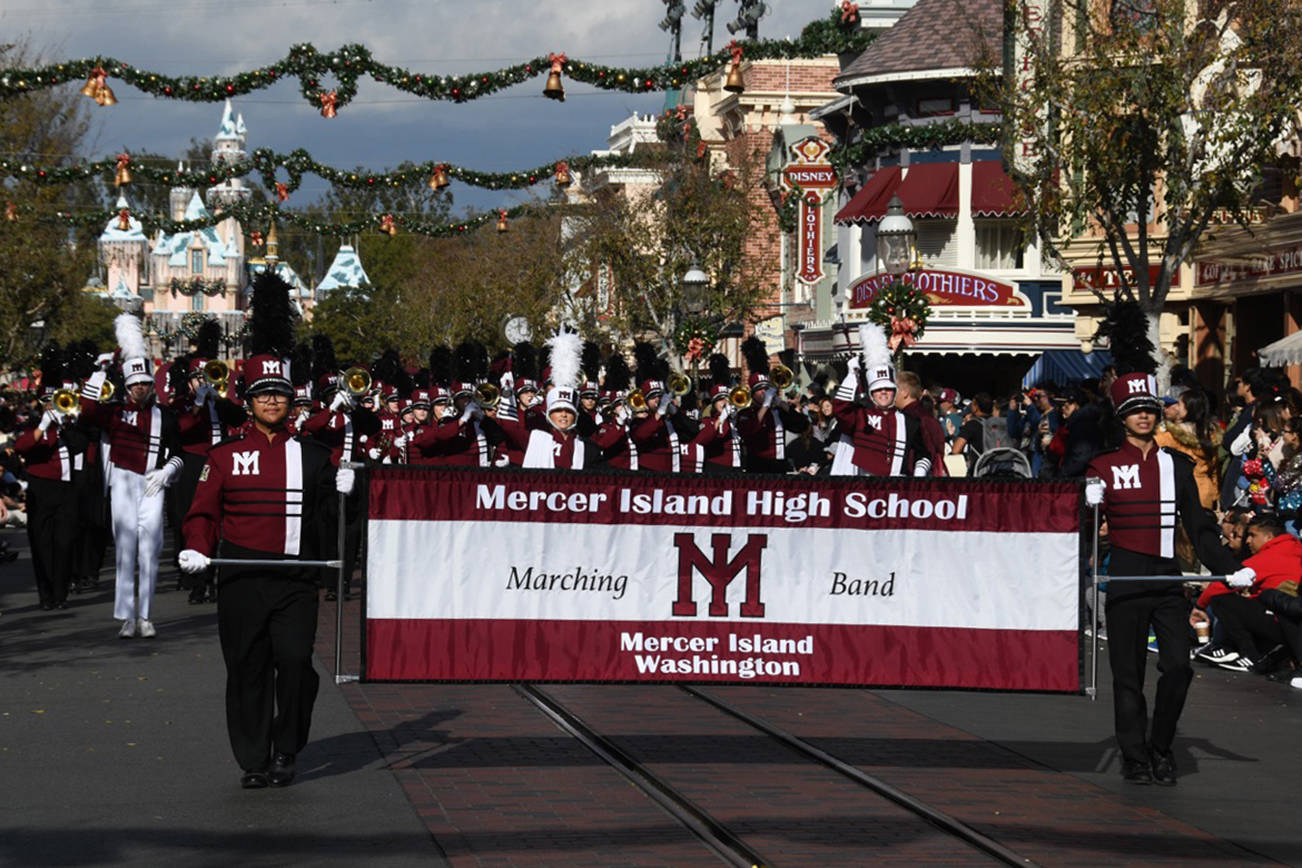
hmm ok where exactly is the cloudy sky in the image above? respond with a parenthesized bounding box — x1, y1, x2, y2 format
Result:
(4, 0, 831, 216)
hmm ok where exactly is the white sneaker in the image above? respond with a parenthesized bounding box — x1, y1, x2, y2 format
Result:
(1291, 676, 1302, 689)
(137, 619, 156, 639)
(118, 619, 135, 639)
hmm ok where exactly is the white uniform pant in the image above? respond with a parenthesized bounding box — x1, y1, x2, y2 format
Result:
(110, 467, 165, 622)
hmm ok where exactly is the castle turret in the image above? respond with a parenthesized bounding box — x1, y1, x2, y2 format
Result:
(169, 162, 193, 221)
(207, 99, 251, 210)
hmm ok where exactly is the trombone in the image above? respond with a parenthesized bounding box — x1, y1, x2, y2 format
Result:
(100, 380, 115, 402)
(342, 367, 372, 397)
(770, 363, 794, 390)
(728, 384, 752, 410)
(627, 389, 648, 413)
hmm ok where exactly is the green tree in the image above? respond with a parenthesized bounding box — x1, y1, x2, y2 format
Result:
(566, 126, 765, 363)
(990, 0, 1302, 368)
(0, 40, 98, 365)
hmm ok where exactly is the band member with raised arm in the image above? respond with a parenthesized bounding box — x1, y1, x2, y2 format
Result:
(829, 323, 929, 478)
(692, 353, 743, 474)
(590, 350, 638, 471)
(736, 336, 809, 473)
(493, 331, 597, 470)
(626, 342, 683, 473)
(81, 314, 185, 638)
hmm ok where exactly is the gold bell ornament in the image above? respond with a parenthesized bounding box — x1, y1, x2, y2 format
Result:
(429, 164, 450, 190)
(724, 40, 745, 94)
(543, 52, 566, 101)
(114, 153, 132, 187)
(496, 209, 509, 233)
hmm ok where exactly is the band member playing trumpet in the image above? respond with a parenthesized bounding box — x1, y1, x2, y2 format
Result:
(736, 336, 810, 474)
(692, 353, 743, 474)
(14, 348, 87, 610)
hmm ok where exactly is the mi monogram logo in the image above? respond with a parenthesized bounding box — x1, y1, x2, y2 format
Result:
(231, 451, 261, 476)
(262, 360, 282, 375)
(866, 414, 882, 430)
(672, 532, 768, 618)
(1128, 378, 1148, 394)
(1111, 464, 1141, 490)
(122, 411, 138, 426)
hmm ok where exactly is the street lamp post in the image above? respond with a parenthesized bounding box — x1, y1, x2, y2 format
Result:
(679, 261, 710, 384)
(876, 194, 916, 278)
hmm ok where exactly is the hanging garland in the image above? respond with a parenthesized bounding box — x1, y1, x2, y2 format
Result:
(828, 119, 1004, 175)
(865, 280, 932, 355)
(170, 276, 227, 297)
(13, 197, 546, 240)
(0, 13, 873, 111)
(0, 146, 657, 196)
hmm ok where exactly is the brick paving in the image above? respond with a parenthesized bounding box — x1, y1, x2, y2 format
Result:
(314, 596, 1289, 867)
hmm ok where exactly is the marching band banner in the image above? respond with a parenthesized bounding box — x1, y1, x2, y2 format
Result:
(363, 469, 1084, 692)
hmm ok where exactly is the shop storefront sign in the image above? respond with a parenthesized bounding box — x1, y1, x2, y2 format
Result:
(1196, 244, 1302, 286)
(1073, 265, 1171, 293)
(782, 137, 836, 286)
(849, 268, 1025, 309)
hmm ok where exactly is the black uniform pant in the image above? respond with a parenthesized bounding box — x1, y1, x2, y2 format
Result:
(74, 465, 108, 583)
(1105, 548, 1194, 764)
(25, 477, 77, 607)
(1209, 593, 1283, 661)
(217, 573, 320, 772)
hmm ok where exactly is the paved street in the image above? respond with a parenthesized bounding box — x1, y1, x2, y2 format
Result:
(3, 525, 1301, 866)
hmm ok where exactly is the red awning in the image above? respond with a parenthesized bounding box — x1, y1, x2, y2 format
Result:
(971, 161, 1023, 217)
(834, 165, 900, 224)
(894, 161, 959, 219)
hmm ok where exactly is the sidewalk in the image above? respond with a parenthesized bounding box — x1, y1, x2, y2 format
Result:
(0, 529, 441, 867)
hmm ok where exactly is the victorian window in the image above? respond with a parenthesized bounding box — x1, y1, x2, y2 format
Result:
(190, 249, 204, 274)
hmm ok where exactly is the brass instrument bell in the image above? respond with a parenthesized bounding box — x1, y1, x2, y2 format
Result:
(203, 359, 229, 391)
(666, 371, 691, 396)
(770, 363, 794, 391)
(474, 381, 500, 409)
(627, 389, 648, 413)
(343, 367, 372, 397)
(100, 380, 115, 402)
(728, 384, 752, 409)
(53, 388, 80, 416)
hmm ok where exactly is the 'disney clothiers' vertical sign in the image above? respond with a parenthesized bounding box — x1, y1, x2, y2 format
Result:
(782, 137, 838, 286)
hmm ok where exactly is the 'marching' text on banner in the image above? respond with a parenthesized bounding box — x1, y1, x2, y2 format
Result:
(364, 469, 1083, 692)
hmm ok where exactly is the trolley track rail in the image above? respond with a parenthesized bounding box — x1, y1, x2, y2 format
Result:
(516, 682, 1039, 868)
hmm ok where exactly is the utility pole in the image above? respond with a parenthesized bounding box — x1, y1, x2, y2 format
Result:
(691, 0, 717, 55)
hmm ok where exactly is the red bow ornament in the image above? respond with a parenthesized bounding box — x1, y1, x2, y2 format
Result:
(319, 90, 338, 118)
(686, 337, 706, 362)
(249, 230, 264, 247)
(548, 52, 567, 74)
(728, 40, 745, 66)
(841, 1, 859, 24)
(117, 208, 131, 231)
(275, 182, 289, 202)
(888, 316, 918, 351)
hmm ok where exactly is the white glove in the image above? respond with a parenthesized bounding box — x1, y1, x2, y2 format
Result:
(330, 390, 354, 413)
(144, 468, 170, 498)
(1226, 567, 1256, 589)
(336, 467, 355, 495)
(656, 396, 674, 418)
(614, 404, 631, 425)
(367, 447, 382, 460)
(761, 387, 776, 409)
(37, 409, 59, 432)
(178, 549, 210, 574)
(460, 401, 483, 424)
(846, 354, 861, 371)
(1085, 479, 1106, 506)
(391, 433, 409, 449)
(194, 382, 216, 405)
(1230, 426, 1253, 457)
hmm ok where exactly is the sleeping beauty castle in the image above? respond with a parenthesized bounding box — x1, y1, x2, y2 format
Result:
(91, 100, 368, 359)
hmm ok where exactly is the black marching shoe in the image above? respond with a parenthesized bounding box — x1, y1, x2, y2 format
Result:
(1121, 759, 1153, 785)
(1149, 749, 1177, 786)
(269, 752, 296, 787)
(240, 770, 269, 789)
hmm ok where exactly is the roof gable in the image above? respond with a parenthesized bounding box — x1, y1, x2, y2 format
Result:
(836, 0, 1001, 85)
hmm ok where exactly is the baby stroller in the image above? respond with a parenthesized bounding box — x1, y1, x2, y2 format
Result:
(971, 447, 1033, 479)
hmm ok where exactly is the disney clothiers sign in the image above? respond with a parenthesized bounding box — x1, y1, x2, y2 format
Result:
(849, 268, 1025, 309)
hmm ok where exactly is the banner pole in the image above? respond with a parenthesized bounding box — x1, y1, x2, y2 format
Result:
(1089, 482, 1101, 702)
(334, 461, 358, 685)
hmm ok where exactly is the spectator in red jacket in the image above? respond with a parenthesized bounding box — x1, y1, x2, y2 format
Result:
(1195, 514, 1300, 672)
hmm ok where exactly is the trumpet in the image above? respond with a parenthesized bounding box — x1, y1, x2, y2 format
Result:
(770, 363, 794, 390)
(666, 371, 691, 396)
(53, 388, 80, 416)
(627, 389, 648, 413)
(100, 379, 115, 402)
(728, 384, 752, 410)
(203, 359, 229, 392)
(343, 367, 372, 397)
(474, 381, 500, 409)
